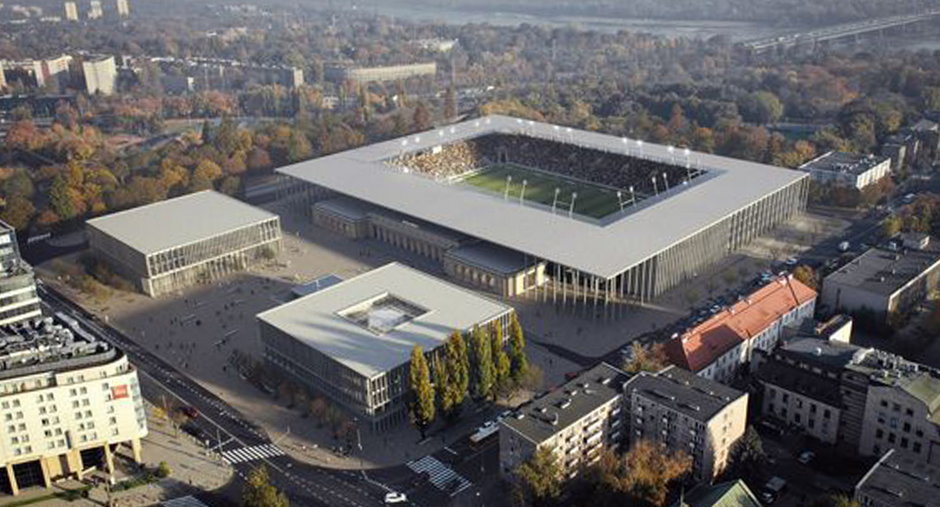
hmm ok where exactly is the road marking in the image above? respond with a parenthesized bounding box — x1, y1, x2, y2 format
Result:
(407, 455, 472, 496)
(443, 446, 458, 455)
(222, 443, 286, 464)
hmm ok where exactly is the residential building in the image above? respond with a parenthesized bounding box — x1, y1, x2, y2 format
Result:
(324, 62, 438, 83)
(80, 55, 116, 95)
(258, 263, 513, 430)
(87, 0, 102, 19)
(0, 61, 5, 90)
(115, 0, 128, 17)
(63, 1, 78, 21)
(754, 337, 868, 445)
(87, 190, 281, 297)
(912, 119, 940, 164)
(0, 313, 147, 495)
(625, 366, 748, 482)
(855, 449, 940, 507)
(665, 275, 817, 384)
(499, 363, 629, 479)
(798, 151, 892, 189)
(821, 241, 940, 321)
(671, 480, 762, 507)
(0, 221, 40, 327)
(852, 350, 940, 463)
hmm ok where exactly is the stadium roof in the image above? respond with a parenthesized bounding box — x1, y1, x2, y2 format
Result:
(86, 191, 278, 255)
(277, 115, 807, 278)
(256, 263, 512, 379)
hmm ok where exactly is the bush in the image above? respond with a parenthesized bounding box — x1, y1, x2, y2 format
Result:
(156, 461, 172, 478)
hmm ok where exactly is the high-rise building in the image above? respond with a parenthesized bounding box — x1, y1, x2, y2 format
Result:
(87, 0, 102, 19)
(63, 1, 78, 20)
(115, 0, 128, 17)
(0, 61, 6, 90)
(80, 55, 116, 95)
(0, 221, 40, 327)
(0, 313, 147, 495)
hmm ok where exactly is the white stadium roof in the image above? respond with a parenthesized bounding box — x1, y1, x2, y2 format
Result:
(278, 115, 806, 278)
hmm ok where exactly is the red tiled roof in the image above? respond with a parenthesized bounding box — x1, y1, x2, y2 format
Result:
(666, 275, 817, 372)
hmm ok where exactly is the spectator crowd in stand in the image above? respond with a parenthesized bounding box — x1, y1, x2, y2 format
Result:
(386, 134, 700, 194)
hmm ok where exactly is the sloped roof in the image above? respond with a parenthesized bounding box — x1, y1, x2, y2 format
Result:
(666, 275, 817, 372)
(673, 480, 762, 507)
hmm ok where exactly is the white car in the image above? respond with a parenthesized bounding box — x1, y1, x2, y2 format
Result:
(385, 492, 408, 504)
(797, 450, 815, 465)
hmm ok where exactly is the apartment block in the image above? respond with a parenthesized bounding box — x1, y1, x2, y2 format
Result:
(0, 221, 40, 327)
(499, 363, 629, 480)
(666, 275, 816, 384)
(625, 366, 748, 482)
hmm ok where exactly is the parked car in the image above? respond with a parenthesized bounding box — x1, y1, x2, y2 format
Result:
(177, 406, 199, 419)
(838, 241, 850, 252)
(784, 257, 798, 266)
(797, 450, 815, 465)
(384, 492, 408, 504)
(761, 476, 787, 504)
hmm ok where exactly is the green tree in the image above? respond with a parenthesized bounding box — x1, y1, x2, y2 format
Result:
(808, 494, 860, 507)
(155, 461, 172, 478)
(408, 346, 435, 438)
(490, 322, 511, 395)
(508, 313, 528, 384)
(0, 196, 35, 231)
(792, 264, 818, 290)
(469, 326, 495, 401)
(882, 214, 902, 238)
(49, 173, 80, 221)
(515, 447, 562, 505)
(241, 465, 289, 507)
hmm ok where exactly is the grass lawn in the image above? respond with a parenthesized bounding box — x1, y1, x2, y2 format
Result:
(460, 164, 623, 219)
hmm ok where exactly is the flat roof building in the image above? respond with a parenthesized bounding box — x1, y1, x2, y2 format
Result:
(855, 449, 940, 507)
(0, 221, 40, 327)
(257, 263, 513, 429)
(499, 363, 629, 480)
(279, 115, 808, 313)
(324, 62, 437, 84)
(799, 151, 891, 189)
(87, 190, 281, 297)
(81, 56, 116, 95)
(0, 313, 146, 495)
(666, 275, 816, 384)
(625, 366, 748, 482)
(821, 242, 940, 321)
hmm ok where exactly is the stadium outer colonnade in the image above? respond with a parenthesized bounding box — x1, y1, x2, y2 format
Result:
(276, 175, 809, 318)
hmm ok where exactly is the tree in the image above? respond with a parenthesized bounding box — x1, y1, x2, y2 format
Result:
(508, 313, 528, 384)
(724, 426, 766, 487)
(792, 264, 818, 290)
(155, 461, 172, 478)
(413, 102, 432, 131)
(241, 465, 289, 507)
(588, 441, 691, 507)
(0, 196, 35, 231)
(882, 214, 902, 238)
(515, 447, 562, 505)
(622, 342, 669, 373)
(469, 326, 495, 401)
(490, 322, 511, 395)
(408, 346, 435, 438)
(439, 331, 469, 418)
(808, 494, 860, 507)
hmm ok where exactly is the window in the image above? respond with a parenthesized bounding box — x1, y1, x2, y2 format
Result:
(914, 442, 922, 453)
(888, 433, 896, 443)
(876, 429, 884, 439)
(903, 422, 911, 433)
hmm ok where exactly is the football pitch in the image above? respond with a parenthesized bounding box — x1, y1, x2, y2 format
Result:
(460, 164, 623, 219)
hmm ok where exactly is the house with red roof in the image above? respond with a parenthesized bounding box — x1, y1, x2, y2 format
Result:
(666, 275, 817, 384)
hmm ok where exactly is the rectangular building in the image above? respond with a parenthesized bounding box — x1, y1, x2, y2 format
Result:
(0, 221, 40, 327)
(88, 0, 102, 19)
(821, 242, 940, 322)
(666, 275, 817, 384)
(855, 449, 940, 507)
(81, 56, 116, 95)
(0, 313, 147, 495)
(625, 366, 748, 482)
(499, 363, 629, 480)
(799, 151, 891, 189)
(63, 2, 78, 21)
(325, 62, 437, 84)
(87, 190, 281, 297)
(257, 263, 513, 429)
(116, 0, 129, 17)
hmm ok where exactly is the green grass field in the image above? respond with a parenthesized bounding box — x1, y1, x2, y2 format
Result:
(460, 164, 622, 219)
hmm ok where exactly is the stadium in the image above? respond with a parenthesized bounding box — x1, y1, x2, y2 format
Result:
(277, 115, 809, 314)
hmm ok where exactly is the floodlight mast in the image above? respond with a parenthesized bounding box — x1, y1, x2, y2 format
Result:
(520, 179, 528, 205)
(552, 187, 561, 214)
(569, 192, 578, 218)
(504, 175, 513, 200)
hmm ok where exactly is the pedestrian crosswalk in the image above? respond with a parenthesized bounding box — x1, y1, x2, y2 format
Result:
(221, 443, 285, 465)
(407, 455, 472, 496)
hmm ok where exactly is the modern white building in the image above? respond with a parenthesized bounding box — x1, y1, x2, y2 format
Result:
(87, 0, 102, 19)
(799, 151, 892, 189)
(115, 0, 129, 17)
(0, 222, 40, 327)
(0, 313, 147, 495)
(87, 190, 282, 297)
(63, 1, 78, 21)
(258, 263, 514, 429)
(666, 275, 817, 384)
